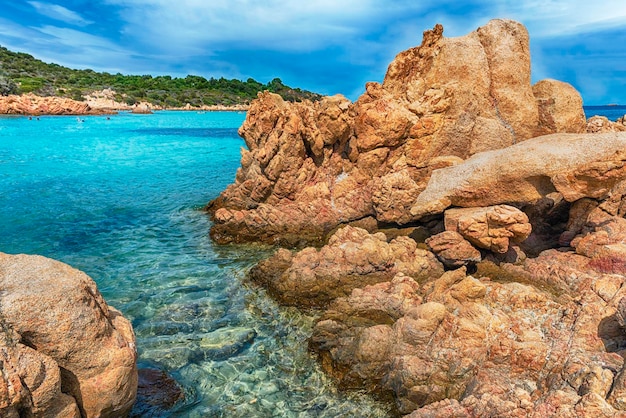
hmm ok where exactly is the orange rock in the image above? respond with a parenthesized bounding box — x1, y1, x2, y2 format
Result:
(208, 19, 589, 244)
(0, 253, 137, 417)
(0, 93, 110, 115)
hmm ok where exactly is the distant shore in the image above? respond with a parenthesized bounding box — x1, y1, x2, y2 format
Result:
(0, 92, 250, 116)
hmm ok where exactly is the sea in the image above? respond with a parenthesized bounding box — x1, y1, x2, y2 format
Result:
(0, 106, 624, 417)
(0, 111, 390, 417)
(584, 105, 626, 121)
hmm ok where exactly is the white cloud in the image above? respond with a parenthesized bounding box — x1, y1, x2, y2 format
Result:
(102, 0, 412, 53)
(27, 1, 93, 27)
(0, 19, 140, 74)
(492, 0, 626, 37)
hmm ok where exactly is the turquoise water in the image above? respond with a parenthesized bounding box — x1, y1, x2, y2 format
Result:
(0, 112, 390, 417)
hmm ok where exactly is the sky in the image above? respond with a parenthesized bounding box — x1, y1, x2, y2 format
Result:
(0, 1, 625, 104)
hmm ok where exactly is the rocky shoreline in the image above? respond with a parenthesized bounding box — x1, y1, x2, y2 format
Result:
(0, 91, 250, 116)
(208, 19, 626, 416)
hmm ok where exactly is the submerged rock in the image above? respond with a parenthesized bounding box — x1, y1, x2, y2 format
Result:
(132, 368, 184, 416)
(196, 327, 257, 361)
(0, 253, 137, 417)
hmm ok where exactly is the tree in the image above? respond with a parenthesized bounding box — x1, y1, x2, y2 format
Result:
(0, 75, 17, 96)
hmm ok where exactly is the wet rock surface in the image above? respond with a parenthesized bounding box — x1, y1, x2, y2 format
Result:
(131, 368, 184, 417)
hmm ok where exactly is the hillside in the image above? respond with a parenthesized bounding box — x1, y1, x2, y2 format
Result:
(0, 46, 321, 107)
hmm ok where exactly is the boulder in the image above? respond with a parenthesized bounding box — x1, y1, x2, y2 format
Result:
(425, 231, 481, 268)
(444, 205, 532, 253)
(0, 253, 137, 417)
(208, 19, 587, 245)
(533, 79, 586, 134)
(410, 132, 626, 219)
(249, 226, 443, 307)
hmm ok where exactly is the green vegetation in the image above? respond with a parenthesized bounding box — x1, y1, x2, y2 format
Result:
(0, 46, 321, 106)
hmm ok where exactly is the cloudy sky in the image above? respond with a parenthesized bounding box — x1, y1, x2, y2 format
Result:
(0, 1, 625, 104)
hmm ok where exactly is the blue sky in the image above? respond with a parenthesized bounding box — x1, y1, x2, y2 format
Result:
(0, 1, 625, 104)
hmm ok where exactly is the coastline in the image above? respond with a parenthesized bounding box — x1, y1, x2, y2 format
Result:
(0, 92, 250, 116)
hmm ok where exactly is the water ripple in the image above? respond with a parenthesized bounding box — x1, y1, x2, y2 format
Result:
(0, 112, 391, 417)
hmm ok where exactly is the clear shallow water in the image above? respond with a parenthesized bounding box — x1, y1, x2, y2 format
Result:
(0, 112, 390, 417)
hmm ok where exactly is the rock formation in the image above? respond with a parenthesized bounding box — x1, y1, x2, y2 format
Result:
(0, 93, 110, 115)
(250, 225, 443, 307)
(409, 133, 626, 219)
(208, 19, 587, 245)
(209, 18, 626, 417)
(0, 253, 137, 417)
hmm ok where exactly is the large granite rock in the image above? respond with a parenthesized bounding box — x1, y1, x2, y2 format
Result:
(208, 19, 586, 245)
(410, 132, 626, 219)
(0, 253, 138, 417)
(209, 17, 626, 418)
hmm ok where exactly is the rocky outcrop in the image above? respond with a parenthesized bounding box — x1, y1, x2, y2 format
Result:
(209, 18, 626, 418)
(282, 218, 626, 416)
(131, 102, 154, 114)
(84, 88, 132, 111)
(208, 19, 587, 245)
(0, 253, 137, 417)
(0, 93, 109, 115)
(587, 115, 626, 133)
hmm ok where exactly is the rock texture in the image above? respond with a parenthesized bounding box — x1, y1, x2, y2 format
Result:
(443, 205, 531, 254)
(208, 19, 586, 245)
(425, 231, 481, 268)
(0, 93, 109, 115)
(210, 18, 626, 418)
(250, 226, 443, 307)
(410, 133, 626, 219)
(298, 224, 626, 417)
(0, 253, 138, 417)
